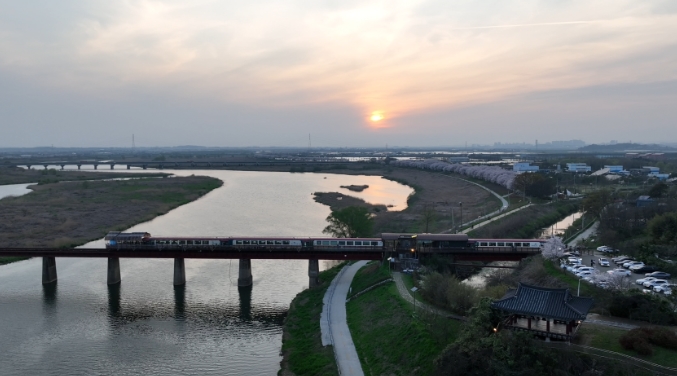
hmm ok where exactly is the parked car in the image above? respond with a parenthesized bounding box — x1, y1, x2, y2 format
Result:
(630, 263, 649, 272)
(653, 284, 676, 293)
(614, 257, 634, 265)
(636, 277, 657, 285)
(644, 279, 669, 289)
(632, 265, 658, 274)
(566, 263, 587, 273)
(608, 268, 631, 277)
(612, 255, 630, 262)
(623, 261, 644, 269)
(597, 245, 611, 252)
(645, 271, 672, 279)
(576, 271, 595, 279)
(598, 258, 610, 267)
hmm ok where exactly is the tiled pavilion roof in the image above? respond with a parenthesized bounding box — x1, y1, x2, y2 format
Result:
(491, 283, 593, 321)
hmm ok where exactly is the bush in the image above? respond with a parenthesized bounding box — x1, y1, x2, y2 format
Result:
(648, 327, 677, 350)
(619, 327, 677, 356)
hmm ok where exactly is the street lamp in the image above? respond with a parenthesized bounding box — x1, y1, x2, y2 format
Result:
(458, 202, 463, 233)
(411, 287, 419, 314)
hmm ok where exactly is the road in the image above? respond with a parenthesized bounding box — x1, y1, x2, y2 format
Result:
(321, 261, 367, 376)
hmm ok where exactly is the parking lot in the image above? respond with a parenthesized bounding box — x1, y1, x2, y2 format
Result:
(563, 248, 673, 293)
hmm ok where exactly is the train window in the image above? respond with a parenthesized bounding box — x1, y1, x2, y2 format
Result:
(266, 240, 273, 245)
(243, 240, 250, 245)
(489, 242, 496, 246)
(338, 241, 345, 246)
(480, 242, 488, 246)
(354, 241, 362, 246)
(275, 240, 282, 245)
(187, 241, 193, 245)
(346, 241, 353, 245)
(179, 241, 185, 245)
(330, 241, 337, 246)
(497, 242, 504, 246)
(322, 241, 330, 246)
(236, 240, 243, 245)
(283, 240, 290, 245)
(371, 241, 378, 246)
(515, 243, 522, 247)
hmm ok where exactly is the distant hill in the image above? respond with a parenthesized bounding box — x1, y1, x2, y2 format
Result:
(577, 143, 676, 152)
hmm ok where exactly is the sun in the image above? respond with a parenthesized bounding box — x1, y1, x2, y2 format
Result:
(370, 111, 384, 122)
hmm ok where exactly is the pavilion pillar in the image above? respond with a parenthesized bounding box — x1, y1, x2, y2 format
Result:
(308, 259, 319, 288)
(238, 259, 253, 287)
(107, 257, 121, 285)
(527, 318, 531, 330)
(546, 319, 550, 333)
(173, 258, 186, 285)
(42, 257, 57, 284)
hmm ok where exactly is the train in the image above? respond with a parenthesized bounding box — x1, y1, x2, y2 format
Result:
(105, 231, 544, 253)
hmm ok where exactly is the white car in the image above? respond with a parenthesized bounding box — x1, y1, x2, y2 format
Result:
(623, 261, 643, 269)
(566, 264, 587, 273)
(653, 284, 676, 293)
(636, 277, 657, 285)
(608, 268, 631, 277)
(598, 258, 610, 267)
(629, 263, 647, 271)
(576, 271, 595, 279)
(597, 245, 611, 252)
(644, 279, 669, 289)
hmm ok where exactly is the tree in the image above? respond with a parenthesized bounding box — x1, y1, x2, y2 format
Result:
(513, 173, 556, 199)
(648, 182, 669, 198)
(322, 206, 374, 238)
(648, 213, 677, 245)
(542, 237, 566, 260)
(581, 189, 613, 219)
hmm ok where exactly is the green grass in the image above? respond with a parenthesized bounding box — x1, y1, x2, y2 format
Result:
(577, 325, 677, 368)
(280, 263, 344, 376)
(542, 259, 598, 296)
(348, 262, 391, 297)
(347, 267, 461, 375)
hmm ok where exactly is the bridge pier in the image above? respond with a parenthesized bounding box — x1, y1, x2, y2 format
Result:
(127, 165, 131, 170)
(174, 258, 186, 285)
(110, 164, 115, 170)
(60, 164, 65, 170)
(308, 259, 319, 288)
(43, 164, 49, 170)
(238, 259, 253, 287)
(42, 257, 57, 284)
(77, 164, 81, 170)
(93, 164, 98, 170)
(107, 257, 121, 285)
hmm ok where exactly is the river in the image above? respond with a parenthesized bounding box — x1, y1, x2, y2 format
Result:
(0, 169, 412, 376)
(0, 183, 34, 200)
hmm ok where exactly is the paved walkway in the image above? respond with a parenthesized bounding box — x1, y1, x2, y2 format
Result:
(567, 222, 599, 246)
(321, 261, 367, 376)
(460, 204, 532, 234)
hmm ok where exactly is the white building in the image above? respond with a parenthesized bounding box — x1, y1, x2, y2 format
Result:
(566, 163, 591, 173)
(643, 166, 660, 173)
(513, 162, 539, 172)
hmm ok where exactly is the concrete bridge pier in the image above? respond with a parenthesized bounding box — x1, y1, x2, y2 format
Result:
(238, 259, 253, 287)
(107, 257, 121, 285)
(60, 164, 65, 170)
(127, 165, 131, 170)
(43, 164, 49, 170)
(110, 164, 115, 170)
(42, 257, 57, 284)
(26, 164, 32, 170)
(174, 258, 186, 285)
(93, 164, 98, 170)
(77, 164, 81, 170)
(308, 259, 319, 288)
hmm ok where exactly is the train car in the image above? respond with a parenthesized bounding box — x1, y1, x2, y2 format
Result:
(311, 238, 383, 249)
(470, 239, 544, 250)
(228, 237, 308, 248)
(105, 231, 151, 247)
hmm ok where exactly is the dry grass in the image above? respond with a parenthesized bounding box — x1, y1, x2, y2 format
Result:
(0, 176, 222, 248)
(0, 166, 167, 185)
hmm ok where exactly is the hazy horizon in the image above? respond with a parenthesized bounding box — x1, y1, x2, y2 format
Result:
(2, 1, 676, 148)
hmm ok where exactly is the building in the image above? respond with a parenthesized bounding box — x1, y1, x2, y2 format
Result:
(643, 166, 660, 174)
(448, 156, 470, 163)
(566, 163, 591, 173)
(513, 162, 539, 172)
(604, 165, 626, 174)
(491, 283, 593, 341)
(637, 195, 656, 207)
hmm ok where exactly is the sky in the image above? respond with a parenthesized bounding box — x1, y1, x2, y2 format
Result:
(1, 0, 676, 148)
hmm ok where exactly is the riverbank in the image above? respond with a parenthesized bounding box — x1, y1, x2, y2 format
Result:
(0, 166, 168, 185)
(0, 175, 222, 264)
(279, 263, 345, 376)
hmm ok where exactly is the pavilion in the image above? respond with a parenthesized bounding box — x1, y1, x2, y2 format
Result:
(491, 283, 594, 341)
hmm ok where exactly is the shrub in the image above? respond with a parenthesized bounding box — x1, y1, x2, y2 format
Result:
(619, 329, 653, 356)
(648, 327, 677, 350)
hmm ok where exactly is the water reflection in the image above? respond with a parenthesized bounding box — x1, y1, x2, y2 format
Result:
(108, 284, 122, 318)
(174, 285, 186, 320)
(42, 282, 58, 313)
(238, 286, 252, 321)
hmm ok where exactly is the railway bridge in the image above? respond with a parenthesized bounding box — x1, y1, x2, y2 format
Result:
(0, 233, 542, 289)
(6, 159, 349, 170)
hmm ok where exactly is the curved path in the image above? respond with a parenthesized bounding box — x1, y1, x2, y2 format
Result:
(321, 261, 367, 376)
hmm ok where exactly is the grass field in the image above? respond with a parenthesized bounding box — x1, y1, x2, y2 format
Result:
(347, 264, 461, 376)
(577, 325, 677, 368)
(279, 263, 344, 376)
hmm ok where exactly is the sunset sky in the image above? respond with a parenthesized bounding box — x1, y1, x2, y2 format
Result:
(1, 1, 676, 147)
